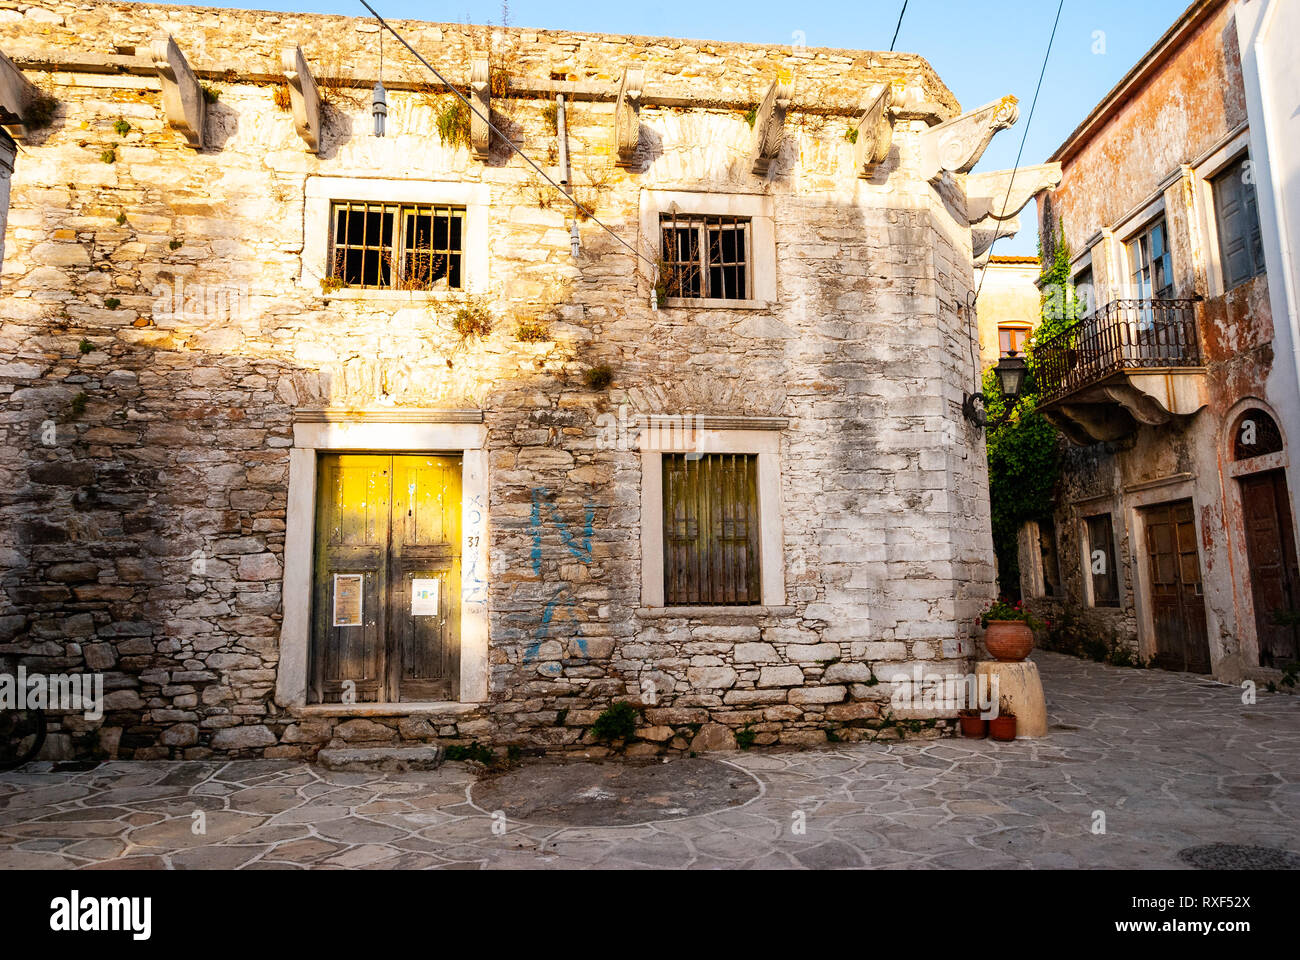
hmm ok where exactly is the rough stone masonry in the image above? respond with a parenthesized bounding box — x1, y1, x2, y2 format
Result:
(0, 1, 1014, 760)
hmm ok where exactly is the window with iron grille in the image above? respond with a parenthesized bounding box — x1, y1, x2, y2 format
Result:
(328, 201, 465, 290)
(1212, 154, 1266, 290)
(659, 214, 752, 301)
(1085, 513, 1120, 607)
(1127, 217, 1173, 300)
(663, 453, 760, 605)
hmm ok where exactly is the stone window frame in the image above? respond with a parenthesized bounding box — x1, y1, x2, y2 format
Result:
(638, 425, 786, 612)
(275, 412, 490, 713)
(302, 176, 491, 301)
(1193, 128, 1258, 299)
(638, 189, 777, 310)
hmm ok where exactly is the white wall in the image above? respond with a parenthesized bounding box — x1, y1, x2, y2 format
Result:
(1237, 0, 1300, 532)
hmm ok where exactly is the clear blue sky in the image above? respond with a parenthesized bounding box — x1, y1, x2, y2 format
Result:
(171, 0, 1193, 255)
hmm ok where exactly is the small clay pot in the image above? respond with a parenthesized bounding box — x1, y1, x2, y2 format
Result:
(989, 714, 1018, 742)
(957, 711, 987, 739)
(984, 620, 1034, 662)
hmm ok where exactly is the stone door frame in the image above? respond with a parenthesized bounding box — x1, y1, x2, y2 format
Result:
(275, 411, 489, 709)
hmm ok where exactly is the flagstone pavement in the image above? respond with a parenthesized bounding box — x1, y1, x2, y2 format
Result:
(2, 651, 1298, 870)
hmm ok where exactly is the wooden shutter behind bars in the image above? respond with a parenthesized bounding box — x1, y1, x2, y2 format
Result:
(663, 453, 761, 605)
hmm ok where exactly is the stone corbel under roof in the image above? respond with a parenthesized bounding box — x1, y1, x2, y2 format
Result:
(0, 49, 39, 138)
(919, 94, 1019, 182)
(151, 33, 206, 148)
(282, 44, 321, 154)
(751, 72, 794, 177)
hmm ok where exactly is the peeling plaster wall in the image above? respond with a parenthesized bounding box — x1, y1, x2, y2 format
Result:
(1028, 1, 1296, 681)
(0, 2, 997, 758)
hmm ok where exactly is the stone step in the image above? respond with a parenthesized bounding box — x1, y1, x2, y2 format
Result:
(316, 745, 445, 772)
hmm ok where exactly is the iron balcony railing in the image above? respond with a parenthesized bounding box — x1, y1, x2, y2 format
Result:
(1033, 298, 1203, 404)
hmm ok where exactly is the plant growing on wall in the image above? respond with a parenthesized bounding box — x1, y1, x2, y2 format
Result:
(452, 297, 493, 341)
(983, 222, 1079, 596)
(272, 82, 292, 112)
(436, 98, 472, 150)
(591, 701, 639, 742)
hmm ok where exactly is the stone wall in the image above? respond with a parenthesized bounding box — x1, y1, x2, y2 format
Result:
(0, 1, 996, 758)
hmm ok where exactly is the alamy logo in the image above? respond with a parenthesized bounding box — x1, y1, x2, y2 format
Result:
(0, 668, 103, 720)
(49, 890, 151, 940)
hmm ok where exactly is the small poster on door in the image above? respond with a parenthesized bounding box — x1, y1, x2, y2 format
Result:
(333, 574, 363, 627)
(411, 578, 440, 616)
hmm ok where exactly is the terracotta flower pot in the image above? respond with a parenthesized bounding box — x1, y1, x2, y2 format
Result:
(984, 620, 1034, 662)
(957, 711, 987, 739)
(989, 714, 1018, 742)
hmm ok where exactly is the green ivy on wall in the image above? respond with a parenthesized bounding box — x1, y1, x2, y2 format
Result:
(984, 222, 1083, 595)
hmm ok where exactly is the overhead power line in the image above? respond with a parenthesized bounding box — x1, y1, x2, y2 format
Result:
(974, 0, 1066, 303)
(890, 0, 909, 51)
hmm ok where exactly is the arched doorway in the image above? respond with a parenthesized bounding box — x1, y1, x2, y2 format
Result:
(1231, 408, 1299, 667)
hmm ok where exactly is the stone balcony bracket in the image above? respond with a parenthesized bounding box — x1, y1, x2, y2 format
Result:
(920, 94, 1019, 183)
(150, 33, 206, 149)
(282, 44, 321, 154)
(0, 48, 39, 138)
(751, 72, 794, 177)
(614, 65, 644, 169)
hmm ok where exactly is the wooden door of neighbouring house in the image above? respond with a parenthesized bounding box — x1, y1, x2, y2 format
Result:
(311, 454, 461, 703)
(1239, 469, 1300, 667)
(1143, 500, 1211, 673)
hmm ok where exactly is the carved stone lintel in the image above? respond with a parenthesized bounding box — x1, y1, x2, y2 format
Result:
(614, 66, 644, 169)
(150, 34, 206, 149)
(919, 94, 1018, 182)
(751, 73, 793, 178)
(282, 45, 321, 154)
(966, 163, 1062, 223)
(470, 54, 490, 161)
(0, 50, 38, 138)
(853, 85, 894, 177)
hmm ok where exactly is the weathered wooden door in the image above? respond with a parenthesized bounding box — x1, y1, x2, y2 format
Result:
(312, 454, 461, 703)
(1143, 499, 1211, 673)
(1240, 469, 1300, 667)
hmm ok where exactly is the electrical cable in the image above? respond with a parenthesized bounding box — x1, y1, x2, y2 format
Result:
(889, 0, 909, 52)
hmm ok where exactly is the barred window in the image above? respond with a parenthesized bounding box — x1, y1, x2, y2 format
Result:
(663, 453, 760, 606)
(659, 214, 752, 301)
(328, 201, 465, 290)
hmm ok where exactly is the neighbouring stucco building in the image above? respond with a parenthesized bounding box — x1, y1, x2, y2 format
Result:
(1027, 0, 1300, 682)
(974, 254, 1041, 370)
(0, 1, 1054, 760)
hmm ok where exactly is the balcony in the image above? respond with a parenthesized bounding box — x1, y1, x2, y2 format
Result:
(1034, 299, 1208, 444)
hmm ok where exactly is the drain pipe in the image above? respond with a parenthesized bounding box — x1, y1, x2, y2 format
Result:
(555, 93, 571, 190)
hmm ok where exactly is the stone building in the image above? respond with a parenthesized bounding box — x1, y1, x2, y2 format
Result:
(1027, 0, 1300, 682)
(0, 1, 1049, 759)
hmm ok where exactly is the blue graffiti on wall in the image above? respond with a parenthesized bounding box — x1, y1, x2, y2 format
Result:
(524, 487, 593, 662)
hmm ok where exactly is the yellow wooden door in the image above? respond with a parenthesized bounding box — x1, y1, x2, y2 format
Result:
(311, 454, 462, 703)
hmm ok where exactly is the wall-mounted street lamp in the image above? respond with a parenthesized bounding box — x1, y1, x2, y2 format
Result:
(963, 351, 1028, 429)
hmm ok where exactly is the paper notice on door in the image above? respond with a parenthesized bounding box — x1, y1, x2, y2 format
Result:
(411, 578, 440, 616)
(332, 574, 363, 627)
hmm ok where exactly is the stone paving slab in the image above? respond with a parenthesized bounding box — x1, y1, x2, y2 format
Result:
(1, 653, 1298, 869)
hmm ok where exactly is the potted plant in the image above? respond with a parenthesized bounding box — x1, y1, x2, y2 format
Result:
(978, 598, 1044, 662)
(956, 708, 987, 739)
(989, 697, 1017, 742)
